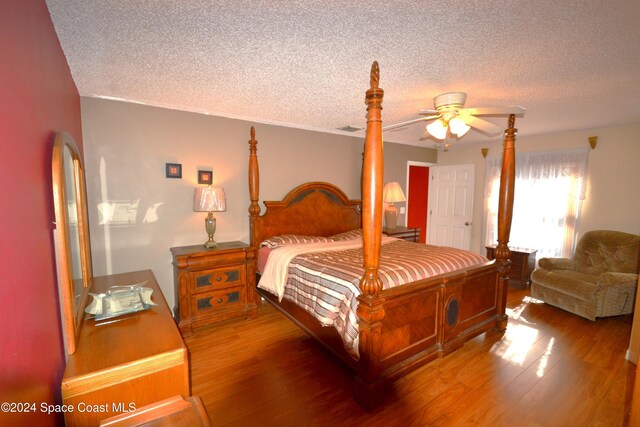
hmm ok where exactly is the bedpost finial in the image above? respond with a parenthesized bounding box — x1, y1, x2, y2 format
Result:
(503, 114, 517, 141)
(370, 61, 380, 89)
(249, 126, 258, 152)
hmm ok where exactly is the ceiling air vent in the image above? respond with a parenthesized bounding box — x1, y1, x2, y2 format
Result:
(337, 125, 363, 132)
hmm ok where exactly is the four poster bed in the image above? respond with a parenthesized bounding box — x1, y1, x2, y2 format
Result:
(247, 62, 518, 409)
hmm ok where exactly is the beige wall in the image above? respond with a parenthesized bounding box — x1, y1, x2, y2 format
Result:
(436, 122, 640, 254)
(80, 97, 435, 309)
(81, 96, 639, 309)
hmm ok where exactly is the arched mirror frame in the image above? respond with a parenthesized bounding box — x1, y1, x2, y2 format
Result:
(52, 131, 93, 355)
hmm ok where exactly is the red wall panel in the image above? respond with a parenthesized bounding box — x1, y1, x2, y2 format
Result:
(0, 1, 82, 425)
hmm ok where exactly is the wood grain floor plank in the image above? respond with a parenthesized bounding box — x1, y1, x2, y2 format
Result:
(186, 288, 634, 426)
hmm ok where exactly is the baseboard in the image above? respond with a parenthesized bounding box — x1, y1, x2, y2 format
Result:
(626, 348, 638, 364)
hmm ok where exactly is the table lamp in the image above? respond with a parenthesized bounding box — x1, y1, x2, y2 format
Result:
(383, 182, 406, 229)
(193, 186, 226, 248)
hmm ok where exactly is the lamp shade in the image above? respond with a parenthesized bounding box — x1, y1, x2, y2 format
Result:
(383, 182, 406, 204)
(193, 187, 226, 212)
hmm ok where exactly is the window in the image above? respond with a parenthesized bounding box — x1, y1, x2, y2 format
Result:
(484, 148, 589, 258)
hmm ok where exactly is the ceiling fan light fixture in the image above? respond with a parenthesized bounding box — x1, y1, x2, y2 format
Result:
(383, 91, 523, 143)
(449, 116, 470, 137)
(426, 119, 447, 140)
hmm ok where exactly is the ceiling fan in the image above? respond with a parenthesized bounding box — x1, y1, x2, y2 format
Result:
(383, 92, 525, 140)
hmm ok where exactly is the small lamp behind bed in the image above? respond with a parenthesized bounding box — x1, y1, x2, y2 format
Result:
(193, 186, 226, 248)
(383, 182, 406, 229)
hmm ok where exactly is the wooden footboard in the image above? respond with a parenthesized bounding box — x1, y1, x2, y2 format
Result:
(353, 261, 503, 408)
(255, 260, 504, 409)
(378, 261, 500, 375)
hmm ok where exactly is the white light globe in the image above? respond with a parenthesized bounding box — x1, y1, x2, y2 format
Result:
(426, 119, 447, 140)
(449, 117, 470, 137)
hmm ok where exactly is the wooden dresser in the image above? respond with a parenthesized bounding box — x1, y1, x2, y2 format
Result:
(485, 245, 538, 289)
(171, 241, 258, 336)
(61, 270, 189, 427)
(100, 395, 210, 426)
(383, 226, 420, 242)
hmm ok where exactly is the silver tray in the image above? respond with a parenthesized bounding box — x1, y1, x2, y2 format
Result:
(85, 282, 156, 321)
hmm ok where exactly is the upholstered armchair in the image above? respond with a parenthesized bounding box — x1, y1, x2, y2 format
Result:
(530, 230, 640, 320)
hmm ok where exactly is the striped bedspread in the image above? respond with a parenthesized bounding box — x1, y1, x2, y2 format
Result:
(258, 238, 489, 359)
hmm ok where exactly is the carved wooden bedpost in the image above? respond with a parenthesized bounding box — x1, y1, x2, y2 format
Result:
(355, 61, 386, 409)
(359, 61, 384, 298)
(248, 126, 260, 246)
(494, 114, 517, 330)
(246, 126, 261, 313)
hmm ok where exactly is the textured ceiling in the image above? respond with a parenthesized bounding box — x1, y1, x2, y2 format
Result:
(46, 0, 640, 147)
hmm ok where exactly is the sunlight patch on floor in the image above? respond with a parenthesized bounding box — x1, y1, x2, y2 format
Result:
(507, 296, 542, 321)
(536, 337, 555, 377)
(491, 323, 539, 366)
(507, 304, 527, 320)
(491, 296, 549, 366)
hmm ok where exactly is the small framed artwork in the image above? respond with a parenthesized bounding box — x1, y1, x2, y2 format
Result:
(198, 170, 213, 185)
(165, 163, 182, 179)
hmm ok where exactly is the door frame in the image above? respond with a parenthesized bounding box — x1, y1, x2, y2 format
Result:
(405, 160, 435, 234)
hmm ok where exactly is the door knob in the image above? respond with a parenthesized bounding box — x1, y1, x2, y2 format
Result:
(465, 222, 471, 226)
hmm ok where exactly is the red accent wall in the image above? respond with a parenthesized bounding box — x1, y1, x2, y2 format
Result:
(407, 165, 429, 243)
(0, 1, 82, 425)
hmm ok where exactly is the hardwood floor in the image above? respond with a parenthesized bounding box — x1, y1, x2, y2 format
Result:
(186, 288, 634, 426)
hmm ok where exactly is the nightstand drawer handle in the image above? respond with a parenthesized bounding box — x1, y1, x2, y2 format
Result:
(196, 270, 241, 288)
(217, 298, 223, 303)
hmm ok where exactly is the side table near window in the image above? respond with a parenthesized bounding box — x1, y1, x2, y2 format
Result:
(383, 226, 420, 243)
(485, 245, 538, 289)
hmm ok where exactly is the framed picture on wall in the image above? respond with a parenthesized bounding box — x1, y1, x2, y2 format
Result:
(198, 170, 213, 185)
(166, 163, 182, 179)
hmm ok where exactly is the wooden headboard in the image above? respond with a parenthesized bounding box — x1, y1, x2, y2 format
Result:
(250, 181, 361, 246)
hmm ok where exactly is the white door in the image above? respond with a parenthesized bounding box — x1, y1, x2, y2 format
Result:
(427, 164, 475, 249)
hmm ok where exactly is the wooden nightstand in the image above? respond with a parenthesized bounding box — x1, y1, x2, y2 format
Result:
(485, 245, 538, 289)
(383, 226, 420, 242)
(171, 241, 258, 336)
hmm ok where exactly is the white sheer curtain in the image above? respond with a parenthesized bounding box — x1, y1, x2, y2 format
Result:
(484, 148, 589, 258)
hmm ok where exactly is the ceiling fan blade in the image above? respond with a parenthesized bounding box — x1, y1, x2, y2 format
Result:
(460, 106, 526, 116)
(382, 115, 439, 131)
(418, 109, 438, 115)
(419, 131, 432, 141)
(461, 115, 504, 136)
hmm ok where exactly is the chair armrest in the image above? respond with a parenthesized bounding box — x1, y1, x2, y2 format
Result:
(597, 272, 639, 287)
(538, 257, 576, 271)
